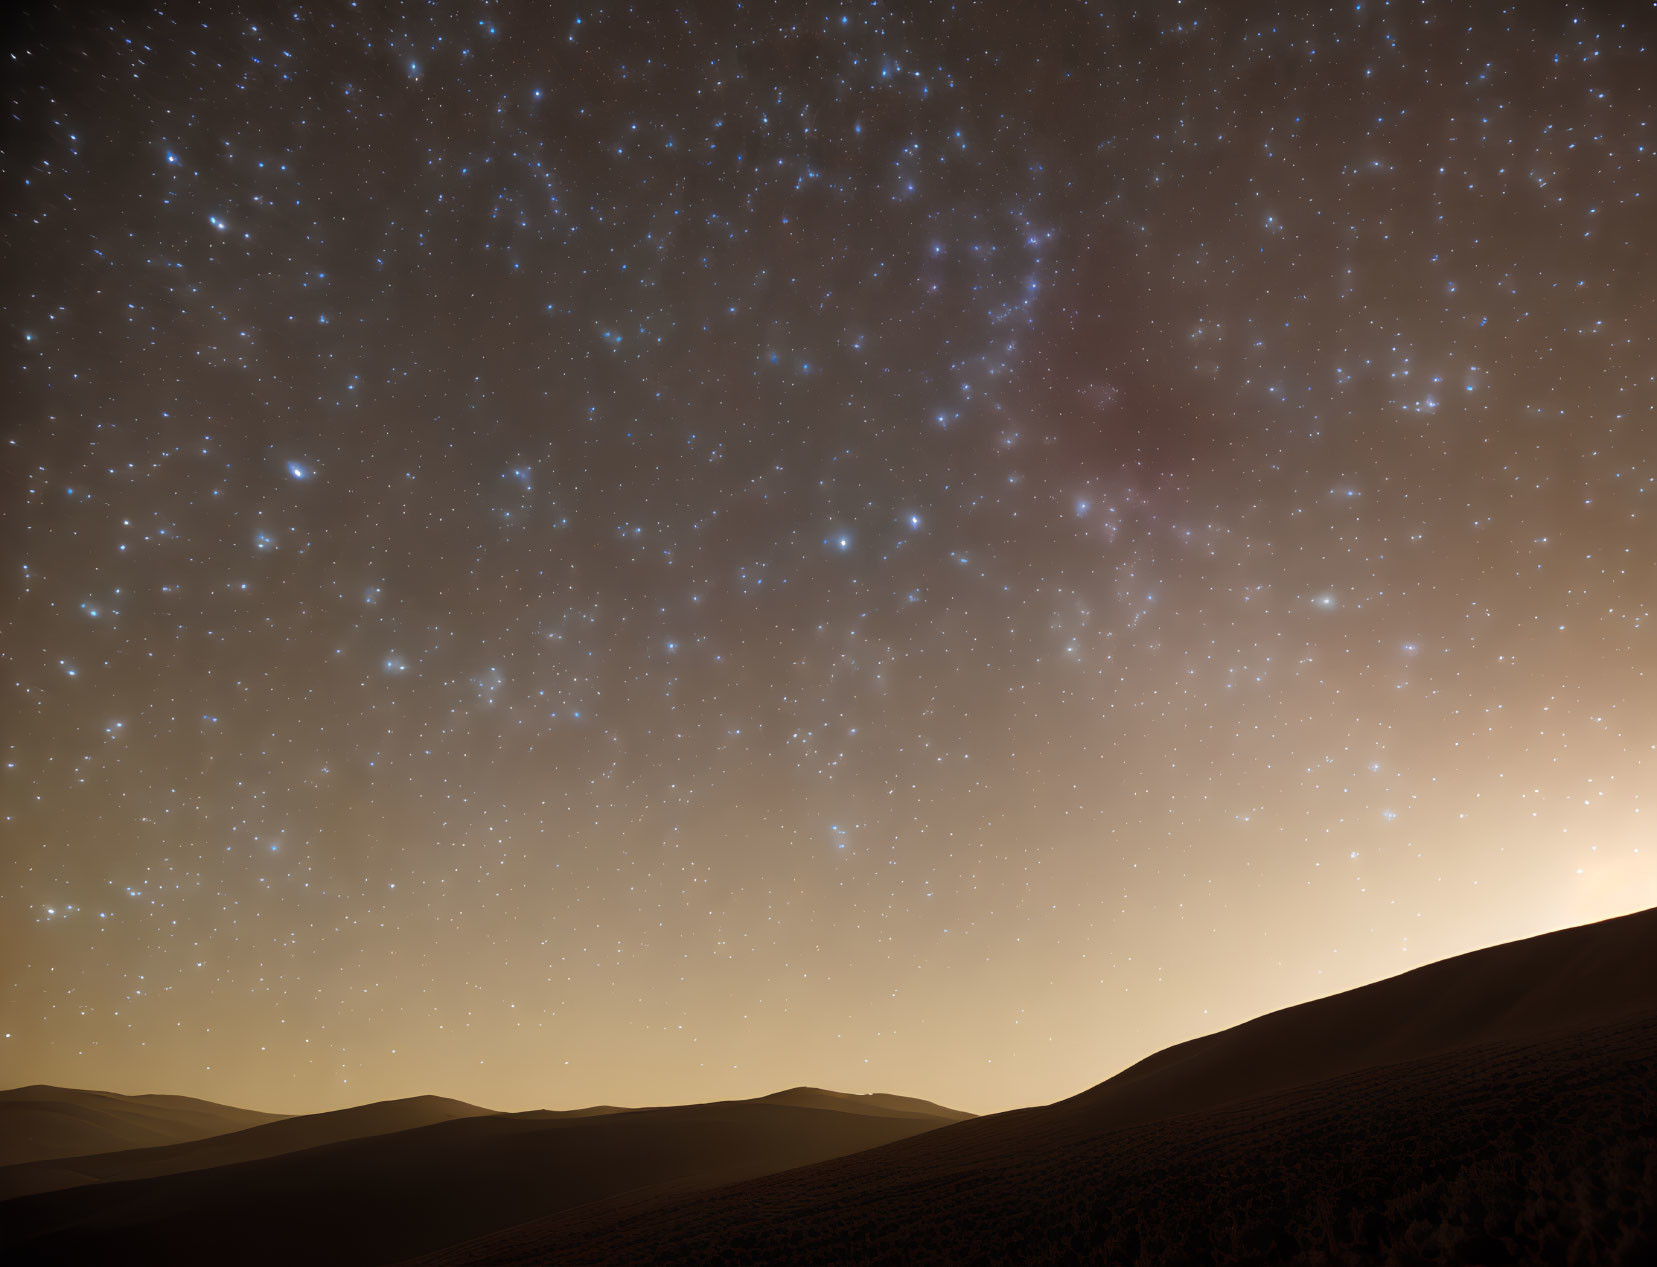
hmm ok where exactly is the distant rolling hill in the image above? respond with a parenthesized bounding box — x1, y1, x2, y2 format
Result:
(0, 1086, 286, 1168)
(0, 1091, 968, 1265)
(430, 907, 1657, 1265)
(0, 1094, 499, 1201)
(0, 1086, 971, 1203)
(752, 1087, 974, 1122)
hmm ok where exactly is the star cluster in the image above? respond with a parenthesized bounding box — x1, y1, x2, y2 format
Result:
(4, 1, 1656, 1114)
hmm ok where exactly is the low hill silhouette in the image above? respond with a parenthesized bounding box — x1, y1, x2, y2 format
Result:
(429, 907, 1657, 1265)
(0, 1094, 497, 1201)
(0, 1086, 286, 1168)
(753, 1087, 974, 1121)
(0, 1086, 971, 1203)
(513, 1105, 629, 1120)
(6, 911, 1651, 1265)
(0, 1092, 966, 1265)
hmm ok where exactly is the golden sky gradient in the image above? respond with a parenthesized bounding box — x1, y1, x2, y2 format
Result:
(5, 1, 1655, 1116)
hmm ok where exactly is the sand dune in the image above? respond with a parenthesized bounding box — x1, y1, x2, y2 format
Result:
(1058, 900, 1657, 1131)
(0, 1086, 286, 1168)
(447, 1010, 1657, 1266)
(0, 1094, 497, 1201)
(6, 910, 1650, 1266)
(0, 1094, 965, 1265)
(428, 907, 1657, 1265)
(0, 1086, 968, 1203)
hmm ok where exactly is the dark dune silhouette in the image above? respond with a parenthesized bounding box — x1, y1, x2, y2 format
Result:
(753, 1087, 975, 1122)
(512, 1105, 630, 1121)
(0, 1092, 967, 1265)
(0, 1086, 286, 1168)
(5, 911, 1652, 1266)
(429, 907, 1657, 1265)
(0, 1094, 498, 1201)
(0, 1086, 969, 1202)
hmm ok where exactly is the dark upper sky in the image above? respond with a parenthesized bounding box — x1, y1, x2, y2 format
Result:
(3, 0, 1655, 1115)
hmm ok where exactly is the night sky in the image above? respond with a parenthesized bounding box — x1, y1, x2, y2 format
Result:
(4, 1, 1656, 1117)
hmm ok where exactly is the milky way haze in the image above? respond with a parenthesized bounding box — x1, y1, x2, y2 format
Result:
(4, 1, 1656, 1116)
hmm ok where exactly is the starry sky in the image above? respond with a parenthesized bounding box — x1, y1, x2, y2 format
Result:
(4, 0, 1656, 1117)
